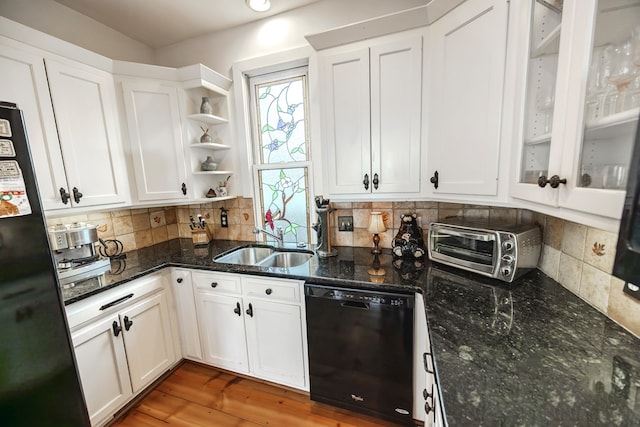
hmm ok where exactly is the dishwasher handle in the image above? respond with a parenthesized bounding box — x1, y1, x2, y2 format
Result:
(341, 301, 369, 310)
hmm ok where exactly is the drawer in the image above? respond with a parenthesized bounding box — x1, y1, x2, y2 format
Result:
(241, 276, 302, 303)
(192, 271, 241, 295)
(65, 271, 166, 330)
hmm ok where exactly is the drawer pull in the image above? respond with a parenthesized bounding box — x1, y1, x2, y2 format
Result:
(265, 288, 272, 295)
(100, 293, 134, 311)
(246, 303, 253, 317)
(234, 302, 241, 316)
(211, 282, 218, 288)
(176, 278, 183, 283)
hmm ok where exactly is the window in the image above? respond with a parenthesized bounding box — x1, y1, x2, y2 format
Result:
(249, 67, 312, 245)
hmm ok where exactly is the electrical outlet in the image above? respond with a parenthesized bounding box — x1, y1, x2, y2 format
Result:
(338, 216, 353, 232)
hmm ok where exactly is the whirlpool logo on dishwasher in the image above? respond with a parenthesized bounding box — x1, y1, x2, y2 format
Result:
(350, 394, 364, 402)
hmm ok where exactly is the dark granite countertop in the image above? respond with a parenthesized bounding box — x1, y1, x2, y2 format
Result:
(61, 238, 640, 426)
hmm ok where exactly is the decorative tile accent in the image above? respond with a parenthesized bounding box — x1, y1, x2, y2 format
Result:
(150, 210, 166, 228)
(583, 227, 617, 274)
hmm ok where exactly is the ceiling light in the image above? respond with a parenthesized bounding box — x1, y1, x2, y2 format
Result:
(247, 0, 271, 12)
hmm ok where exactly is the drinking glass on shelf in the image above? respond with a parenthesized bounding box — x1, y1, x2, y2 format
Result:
(536, 84, 555, 133)
(609, 40, 637, 112)
(586, 46, 613, 121)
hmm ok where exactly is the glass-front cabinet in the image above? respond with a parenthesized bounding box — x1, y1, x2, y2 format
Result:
(511, 0, 640, 223)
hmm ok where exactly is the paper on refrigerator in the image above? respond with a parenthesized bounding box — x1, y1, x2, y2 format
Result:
(0, 160, 32, 217)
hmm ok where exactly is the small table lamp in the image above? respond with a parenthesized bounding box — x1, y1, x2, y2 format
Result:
(368, 211, 386, 254)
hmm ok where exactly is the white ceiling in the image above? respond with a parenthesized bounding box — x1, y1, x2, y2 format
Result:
(53, 0, 322, 48)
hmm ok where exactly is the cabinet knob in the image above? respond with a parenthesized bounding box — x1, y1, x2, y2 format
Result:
(363, 174, 370, 191)
(537, 175, 567, 188)
(181, 182, 187, 195)
(176, 278, 183, 283)
(72, 187, 83, 203)
(59, 187, 71, 205)
(246, 303, 253, 317)
(211, 282, 218, 288)
(372, 173, 379, 190)
(430, 171, 439, 189)
(265, 288, 272, 295)
(234, 302, 241, 316)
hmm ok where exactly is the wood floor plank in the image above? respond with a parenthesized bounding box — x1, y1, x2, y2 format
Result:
(111, 362, 403, 427)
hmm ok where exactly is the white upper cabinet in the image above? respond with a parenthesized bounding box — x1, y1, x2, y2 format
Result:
(44, 58, 129, 209)
(322, 34, 422, 196)
(510, 0, 640, 224)
(121, 80, 189, 202)
(424, 0, 509, 197)
(0, 42, 67, 212)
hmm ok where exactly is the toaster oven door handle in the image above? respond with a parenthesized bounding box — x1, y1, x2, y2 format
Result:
(433, 228, 495, 241)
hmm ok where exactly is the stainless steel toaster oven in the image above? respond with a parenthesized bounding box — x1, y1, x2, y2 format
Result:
(427, 218, 542, 282)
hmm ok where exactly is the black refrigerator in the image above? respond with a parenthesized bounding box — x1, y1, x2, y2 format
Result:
(0, 102, 90, 426)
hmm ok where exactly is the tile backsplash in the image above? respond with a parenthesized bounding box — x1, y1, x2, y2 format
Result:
(48, 198, 639, 338)
(46, 197, 256, 252)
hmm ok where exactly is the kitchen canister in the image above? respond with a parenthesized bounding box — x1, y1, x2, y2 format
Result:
(200, 97, 213, 115)
(201, 156, 217, 171)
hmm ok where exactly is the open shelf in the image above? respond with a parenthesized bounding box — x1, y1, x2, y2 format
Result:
(192, 170, 233, 175)
(190, 142, 230, 150)
(188, 113, 228, 125)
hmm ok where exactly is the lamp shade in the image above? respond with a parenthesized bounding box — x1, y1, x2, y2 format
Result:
(368, 212, 387, 234)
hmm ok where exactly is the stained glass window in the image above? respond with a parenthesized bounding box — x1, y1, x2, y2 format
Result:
(256, 76, 308, 164)
(250, 68, 312, 245)
(258, 168, 309, 242)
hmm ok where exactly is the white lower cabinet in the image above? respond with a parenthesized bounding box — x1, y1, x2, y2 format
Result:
(66, 273, 177, 426)
(170, 268, 203, 361)
(192, 271, 308, 390)
(414, 292, 444, 427)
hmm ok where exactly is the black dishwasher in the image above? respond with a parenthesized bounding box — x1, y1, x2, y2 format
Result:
(305, 284, 414, 425)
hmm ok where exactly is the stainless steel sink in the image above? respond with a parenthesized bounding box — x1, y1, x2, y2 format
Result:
(213, 245, 313, 268)
(213, 245, 275, 265)
(257, 250, 314, 268)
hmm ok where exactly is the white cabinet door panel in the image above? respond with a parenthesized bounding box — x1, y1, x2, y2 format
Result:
(371, 37, 422, 193)
(196, 291, 249, 373)
(0, 43, 69, 211)
(245, 299, 306, 389)
(324, 48, 372, 195)
(427, 0, 508, 196)
(72, 314, 132, 426)
(45, 58, 128, 207)
(122, 81, 188, 202)
(120, 291, 176, 393)
(170, 269, 203, 361)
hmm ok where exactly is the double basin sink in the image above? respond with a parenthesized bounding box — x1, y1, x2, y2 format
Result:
(213, 244, 314, 268)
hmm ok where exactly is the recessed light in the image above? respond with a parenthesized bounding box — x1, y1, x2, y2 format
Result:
(247, 0, 271, 12)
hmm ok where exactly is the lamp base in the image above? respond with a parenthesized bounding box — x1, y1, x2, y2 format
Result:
(371, 233, 381, 254)
(367, 266, 386, 276)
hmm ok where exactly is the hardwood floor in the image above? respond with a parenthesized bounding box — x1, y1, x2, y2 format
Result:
(111, 361, 403, 427)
